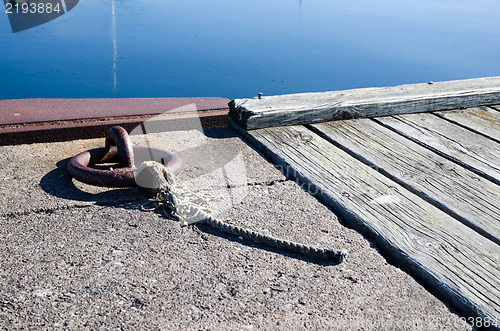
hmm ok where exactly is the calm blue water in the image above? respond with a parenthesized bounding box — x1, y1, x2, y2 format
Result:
(1, 0, 500, 100)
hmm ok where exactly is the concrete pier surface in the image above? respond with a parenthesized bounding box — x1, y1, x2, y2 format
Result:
(0, 126, 470, 330)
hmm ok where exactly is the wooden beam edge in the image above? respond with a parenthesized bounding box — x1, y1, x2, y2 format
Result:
(229, 77, 500, 130)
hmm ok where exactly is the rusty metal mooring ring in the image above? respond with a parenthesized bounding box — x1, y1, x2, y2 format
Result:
(67, 126, 182, 187)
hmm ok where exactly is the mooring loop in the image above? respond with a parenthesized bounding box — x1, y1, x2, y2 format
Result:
(105, 125, 134, 168)
(67, 126, 182, 188)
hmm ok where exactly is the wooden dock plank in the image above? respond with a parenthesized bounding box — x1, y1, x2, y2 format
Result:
(310, 119, 500, 245)
(233, 122, 500, 325)
(376, 114, 500, 185)
(434, 106, 500, 141)
(229, 77, 500, 129)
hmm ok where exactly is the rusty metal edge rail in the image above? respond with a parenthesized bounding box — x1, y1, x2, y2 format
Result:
(0, 110, 229, 146)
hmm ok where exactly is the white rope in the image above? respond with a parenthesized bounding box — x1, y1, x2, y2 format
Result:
(137, 161, 347, 263)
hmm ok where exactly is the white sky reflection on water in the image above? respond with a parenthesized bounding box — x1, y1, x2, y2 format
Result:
(112, 0, 117, 91)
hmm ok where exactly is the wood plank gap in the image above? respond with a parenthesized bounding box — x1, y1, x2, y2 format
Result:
(372, 117, 500, 186)
(431, 112, 500, 144)
(306, 122, 500, 246)
(489, 105, 500, 112)
(434, 107, 500, 142)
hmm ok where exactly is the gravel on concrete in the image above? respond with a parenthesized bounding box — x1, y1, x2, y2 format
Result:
(0, 128, 470, 330)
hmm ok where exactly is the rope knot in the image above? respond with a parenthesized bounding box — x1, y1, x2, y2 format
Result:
(135, 161, 177, 193)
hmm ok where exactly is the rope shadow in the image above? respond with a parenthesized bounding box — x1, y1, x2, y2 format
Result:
(196, 222, 344, 266)
(95, 199, 343, 267)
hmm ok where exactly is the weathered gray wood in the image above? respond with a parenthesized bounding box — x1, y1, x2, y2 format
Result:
(434, 106, 500, 141)
(311, 119, 500, 245)
(231, 121, 500, 327)
(229, 77, 500, 129)
(376, 113, 500, 185)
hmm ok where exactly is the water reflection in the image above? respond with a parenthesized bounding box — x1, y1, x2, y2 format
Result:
(0, 0, 499, 99)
